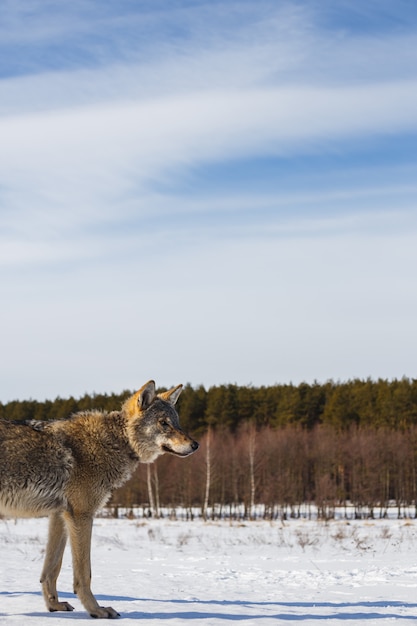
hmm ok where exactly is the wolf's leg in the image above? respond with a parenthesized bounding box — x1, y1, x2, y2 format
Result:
(40, 512, 75, 612)
(64, 511, 120, 619)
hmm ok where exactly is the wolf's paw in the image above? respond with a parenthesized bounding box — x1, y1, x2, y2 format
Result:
(48, 601, 75, 612)
(90, 606, 120, 619)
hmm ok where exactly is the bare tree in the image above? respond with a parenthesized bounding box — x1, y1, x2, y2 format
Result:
(146, 463, 160, 517)
(248, 424, 256, 519)
(153, 464, 160, 517)
(202, 426, 212, 520)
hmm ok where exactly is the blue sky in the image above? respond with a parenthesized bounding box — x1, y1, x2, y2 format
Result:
(1, 0, 416, 402)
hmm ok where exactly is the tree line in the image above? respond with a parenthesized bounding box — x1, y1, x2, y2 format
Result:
(2, 378, 417, 520)
(2, 377, 417, 430)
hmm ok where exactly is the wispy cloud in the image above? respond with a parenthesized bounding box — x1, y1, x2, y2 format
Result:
(1, 79, 416, 255)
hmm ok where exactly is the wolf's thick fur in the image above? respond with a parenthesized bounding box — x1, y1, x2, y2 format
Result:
(0, 380, 198, 618)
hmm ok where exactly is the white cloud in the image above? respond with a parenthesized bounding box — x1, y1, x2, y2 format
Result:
(2, 80, 417, 203)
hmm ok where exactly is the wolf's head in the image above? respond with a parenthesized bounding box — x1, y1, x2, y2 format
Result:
(123, 380, 199, 463)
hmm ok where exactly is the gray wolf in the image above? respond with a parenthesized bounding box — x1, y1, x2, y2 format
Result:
(0, 380, 199, 618)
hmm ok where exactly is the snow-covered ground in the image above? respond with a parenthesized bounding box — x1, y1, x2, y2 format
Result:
(1, 515, 417, 624)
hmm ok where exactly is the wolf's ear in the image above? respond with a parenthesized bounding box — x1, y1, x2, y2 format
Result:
(159, 384, 183, 405)
(137, 380, 156, 410)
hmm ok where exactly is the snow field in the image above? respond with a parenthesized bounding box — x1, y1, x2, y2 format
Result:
(1, 516, 417, 624)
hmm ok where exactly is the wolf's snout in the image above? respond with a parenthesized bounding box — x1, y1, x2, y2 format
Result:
(191, 440, 199, 451)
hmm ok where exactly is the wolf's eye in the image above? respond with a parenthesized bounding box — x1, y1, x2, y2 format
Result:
(160, 419, 169, 428)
